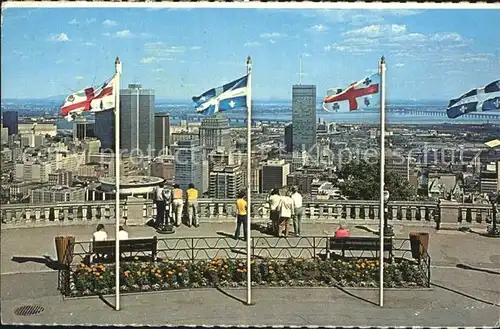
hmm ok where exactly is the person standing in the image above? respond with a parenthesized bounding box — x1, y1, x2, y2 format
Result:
(234, 191, 248, 241)
(186, 183, 199, 228)
(267, 188, 282, 237)
(290, 186, 304, 237)
(172, 184, 184, 227)
(154, 182, 167, 228)
(278, 190, 294, 237)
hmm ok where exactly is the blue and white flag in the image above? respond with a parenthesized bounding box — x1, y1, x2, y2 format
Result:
(447, 79, 500, 118)
(192, 75, 249, 115)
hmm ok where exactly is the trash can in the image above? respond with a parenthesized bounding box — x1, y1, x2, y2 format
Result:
(409, 232, 429, 260)
(55, 236, 75, 266)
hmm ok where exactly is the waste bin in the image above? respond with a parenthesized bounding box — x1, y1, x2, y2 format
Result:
(55, 236, 75, 265)
(409, 232, 429, 260)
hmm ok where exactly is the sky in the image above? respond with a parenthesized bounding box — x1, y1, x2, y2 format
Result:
(2, 6, 500, 101)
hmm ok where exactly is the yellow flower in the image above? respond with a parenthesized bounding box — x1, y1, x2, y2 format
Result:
(162, 259, 169, 263)
(134, 256, 139, 260)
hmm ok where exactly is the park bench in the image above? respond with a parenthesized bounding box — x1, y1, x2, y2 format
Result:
(86, 237, 158, 265)
(326, 236, 394, 259)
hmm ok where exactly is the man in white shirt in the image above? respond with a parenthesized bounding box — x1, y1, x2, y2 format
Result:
(278, 191, 295, 237)
(117, 226, 129, 240)
(290, 186, 304, 237)
(267, 188, 282, 236)
(93, 224, 107, 241)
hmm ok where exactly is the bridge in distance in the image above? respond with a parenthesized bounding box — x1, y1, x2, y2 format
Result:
(169, 108, 500, 124)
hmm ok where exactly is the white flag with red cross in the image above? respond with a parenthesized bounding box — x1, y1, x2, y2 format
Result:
(323, 73, 381, 113)
(60, 75, 116, 121)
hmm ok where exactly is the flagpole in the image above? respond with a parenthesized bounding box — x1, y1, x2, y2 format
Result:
(378, 55, 386, 308)
(246, 56, 253, 306)
(114, 57, 122, 311)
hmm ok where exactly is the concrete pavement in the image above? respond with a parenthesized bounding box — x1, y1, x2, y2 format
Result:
(1, 269, 499, 326)
(2, 222, 500, 326)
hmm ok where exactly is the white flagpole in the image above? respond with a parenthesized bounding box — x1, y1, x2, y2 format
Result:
(114, 57, 122, 311)
(379, 55, 386, 308)
(246, 56, 253, 305)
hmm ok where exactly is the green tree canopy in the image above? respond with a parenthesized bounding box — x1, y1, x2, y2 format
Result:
(336, 159, 416, 201)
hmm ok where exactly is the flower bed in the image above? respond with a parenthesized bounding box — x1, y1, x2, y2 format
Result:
(70, 257, 427, 297)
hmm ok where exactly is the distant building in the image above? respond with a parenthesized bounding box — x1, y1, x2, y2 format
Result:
(199, 114, 231, 153)
(73, 118, 95, 141)
(48, 169, 73, 187)
(15, 160, 54, 183)
(287, 171, 315, 194)
(386, 152, 410, 181)
(30, 185, 86, 204)
(150, 155, 175, 182)
(284, 123, 293, 153)
(209, 164, 243, 199)
(2, 111, 18, 136)
(292, 84, 316, 152)
(94, 110, 115, 151)
(171, 131, 198, 145)
(154, 113, 170, 156)
(173, 140, 202, 190)
(18, 123, 57, 137)
(260, 159, 290, 193)
(1, 127, 8, 144)
(120, 84, 155, 156)
(480, 167, 498, 194)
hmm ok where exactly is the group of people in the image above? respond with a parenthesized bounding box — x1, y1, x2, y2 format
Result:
(266, 186, 304, 237)
(92, 224, 129, 241)
(154, 183, 199, 230)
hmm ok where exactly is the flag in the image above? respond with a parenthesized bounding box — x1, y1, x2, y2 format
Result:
(192, 75, 248, 115)
(323, 73, 380, 113)
(447, 79, 500, 118)
(61, 75, 116, 121)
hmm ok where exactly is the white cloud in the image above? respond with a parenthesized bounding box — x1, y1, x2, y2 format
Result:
(308, 24, 329, 32)
(151, 68, 163, 73)
(190, 46, 201, 50)
(86, 18, 96, 24)
(144, 42, 186, 59)
(103, 19, 118, 27)
(343, 24, 406, 38)
(394, 63, 405, 68)
(244, 41, 261, 47)
(55, 59, 64, 64)
(84, 42, 96, 47)
(431, 32, 464, 42)
(115, 30, 133, 38)
(75, 76, 84, 80)
(48, 33, 70, 42)
(140, 57, 156, 64)
(260, 32, 287, 39)
(269, 39, 276, 44)
(68, 19, 78, 25)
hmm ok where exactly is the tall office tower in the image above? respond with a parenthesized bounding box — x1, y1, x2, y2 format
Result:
(120, 84, 155, 157)
(260, 159, 291, 193)
(154, 113, 170, 156)
(292, 85, 316, 152)
(2, 111, 19, 136)
(199, 114, 231, 153)
(94, 110, 115, 151)
(209, 164, 244, 199)
(1, 127, 8, 144)
(173, 140, 202, 190)
(284, 123, 293, 153)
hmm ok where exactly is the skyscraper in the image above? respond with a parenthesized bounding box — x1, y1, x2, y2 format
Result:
(199, 114, 231, 153)
(173, 140, 202, 190)
(260, 159, 291, 193)
(94, 110, 115, 151)
(154, 113, 170, 156)
(2, 111, 18, 136)
(292, 85, 316, 152)
(120, 84, 155, 157)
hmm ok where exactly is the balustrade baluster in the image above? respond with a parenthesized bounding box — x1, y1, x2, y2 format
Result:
(34, 208, 41, 222)
(419, 207, 426, 221)
(62, 208, 69, 222)
(391, 206, 398, 221)
(24, 208, 32, 222)
(217, 204, 224, 218)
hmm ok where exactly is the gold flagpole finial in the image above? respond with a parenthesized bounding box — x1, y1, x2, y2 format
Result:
(247, 56, 252, 65)
(381, 56, 386, 64)
(115, 57, 121, 65)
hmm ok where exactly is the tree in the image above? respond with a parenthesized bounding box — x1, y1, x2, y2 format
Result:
(337, 159, 417, 201)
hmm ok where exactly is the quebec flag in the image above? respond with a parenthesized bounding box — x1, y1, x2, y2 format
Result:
(192, 75, 249, 115)
(447, 79, 500, 118)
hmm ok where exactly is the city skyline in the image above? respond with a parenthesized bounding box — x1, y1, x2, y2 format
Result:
(1, 6, 500, 102)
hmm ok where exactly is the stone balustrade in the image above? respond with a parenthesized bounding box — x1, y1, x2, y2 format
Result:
(0, 198, 496, 229)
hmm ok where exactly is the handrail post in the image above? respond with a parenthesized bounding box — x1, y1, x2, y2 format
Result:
(191, 238, 195, 263)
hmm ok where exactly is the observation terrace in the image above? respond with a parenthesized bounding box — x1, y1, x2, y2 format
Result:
(1, 198, 499, 326)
